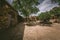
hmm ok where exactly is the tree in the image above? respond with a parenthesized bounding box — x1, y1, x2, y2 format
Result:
(51, 0, 60, 5)
(38, 12, 51, 24)
(50, 7, 60, 17)
(50, 7, 60, 23)
(12, 0, 39, 22)
(0, 0, 5, 7)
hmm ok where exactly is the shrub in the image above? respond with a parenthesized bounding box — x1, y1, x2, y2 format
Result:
(38, 12, 51, 24)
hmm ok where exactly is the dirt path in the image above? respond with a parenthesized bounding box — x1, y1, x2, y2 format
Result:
(23, 23, 60, 40)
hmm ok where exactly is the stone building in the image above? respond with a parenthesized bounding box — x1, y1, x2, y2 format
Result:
(0, 0, 18, 29)
(0, 1, 25, 40)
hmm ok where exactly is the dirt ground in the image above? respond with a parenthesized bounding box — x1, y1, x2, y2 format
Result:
(23, 23, 60, 40)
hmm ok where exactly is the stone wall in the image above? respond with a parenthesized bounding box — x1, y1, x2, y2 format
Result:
(0, 1, 18, 29)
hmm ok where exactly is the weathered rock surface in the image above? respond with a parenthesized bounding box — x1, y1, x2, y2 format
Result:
(0, 23, 25, 40)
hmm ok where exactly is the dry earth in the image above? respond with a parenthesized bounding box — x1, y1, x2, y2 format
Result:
(23, 23, 60, 40)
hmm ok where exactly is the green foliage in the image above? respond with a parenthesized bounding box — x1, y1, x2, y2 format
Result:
(38, 12, 51, 22)
(47, 7, 60, 23)
(50, 7, 60, 19)
(0, 0, 5, 7)
(13, 0, 39, 17)
(38, 7, 60, 23)
(51, 0, 60, 5)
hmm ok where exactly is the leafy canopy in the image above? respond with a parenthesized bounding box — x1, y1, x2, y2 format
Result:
(0, 0, 5, 7)
(38, 12, 51, 21)
(51, 0, 60, 5)
(13, 0, 39, 17)
(50, 7, 60, 19)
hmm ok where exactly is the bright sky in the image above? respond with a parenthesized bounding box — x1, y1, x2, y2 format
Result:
(6, 0, 13, 4)
(32, 0, 59, 16)
(6, 0, 59, 16)
(38, 0, 58, 12)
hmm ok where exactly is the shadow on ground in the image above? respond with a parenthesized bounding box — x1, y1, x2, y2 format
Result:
(0, 23, 25, 40)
